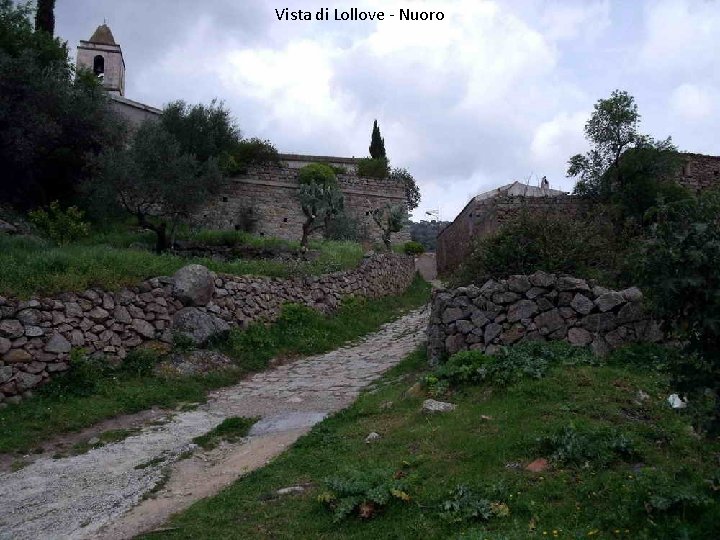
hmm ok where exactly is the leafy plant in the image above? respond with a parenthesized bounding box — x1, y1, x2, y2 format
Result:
(357, 157, 389, 179)
(451, 206, 628, 286)
(536, 424, 640, 467)
(119, 348, 162, 377)
(390, 167, 421, 211)
(440, 484, 510, 523)
(403, 241, 425, 256)
(28, 201, 91, 245)
(318, 467, 411, 522)
(429, 342, 597, 392)
(637, 190, 720, 432)
(40, 348, 109, 397)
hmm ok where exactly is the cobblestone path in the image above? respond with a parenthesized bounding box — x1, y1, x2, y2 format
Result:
(0, 306, 428, 540)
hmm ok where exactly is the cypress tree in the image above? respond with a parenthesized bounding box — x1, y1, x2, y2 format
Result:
(369, 119, 386, 159)
(35, 0, 56, 35)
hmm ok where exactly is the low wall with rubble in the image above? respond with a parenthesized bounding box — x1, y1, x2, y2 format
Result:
(427, 272, 663, 363)
(0, 254, 416, 404)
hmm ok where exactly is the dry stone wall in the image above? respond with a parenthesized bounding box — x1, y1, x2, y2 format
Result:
(0, 254, 415, 404)
(427, 272, 663, 364)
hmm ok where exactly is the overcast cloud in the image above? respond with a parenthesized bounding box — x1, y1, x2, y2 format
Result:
(55, 0, 720, 222)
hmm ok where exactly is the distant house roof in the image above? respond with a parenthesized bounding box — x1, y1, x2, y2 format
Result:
(473, 181, 567, 202)
(88, 24, 117, 46)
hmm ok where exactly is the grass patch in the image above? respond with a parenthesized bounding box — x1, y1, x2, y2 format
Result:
(69, 428, 142, 456)
(0, 276, 430, 455)
(192, 416, 258, 450)
(0, 232, 364, 299)
(147, 346, 720, 540)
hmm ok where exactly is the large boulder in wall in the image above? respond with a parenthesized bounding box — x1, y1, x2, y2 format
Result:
(172, 264, 215, 306)
(172, 308, 230, 345)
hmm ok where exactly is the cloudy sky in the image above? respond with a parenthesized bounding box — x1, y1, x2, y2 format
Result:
(55, 0, 720, 222)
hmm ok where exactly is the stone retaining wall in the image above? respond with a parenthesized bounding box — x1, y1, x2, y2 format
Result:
(427, 272, 663, 364)
(0, 254, 416, 404)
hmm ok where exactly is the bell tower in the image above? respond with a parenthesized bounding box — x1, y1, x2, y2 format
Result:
(76, 23, 125, 96)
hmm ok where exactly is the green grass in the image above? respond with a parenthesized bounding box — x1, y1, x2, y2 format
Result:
(147, 347, 720, 540)
(0, 232, 364, 299)
(192, 417, 258, 450)
(0, 276, 430, 454)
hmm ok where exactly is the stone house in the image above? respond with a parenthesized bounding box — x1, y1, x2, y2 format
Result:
(76, 24, 410, 245)
(437, 153, 720, 276)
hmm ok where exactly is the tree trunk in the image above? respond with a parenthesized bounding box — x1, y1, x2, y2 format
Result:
(136, 213, 169, 253)
(301, 220, 312, 249)
(35, 0, 56, 35)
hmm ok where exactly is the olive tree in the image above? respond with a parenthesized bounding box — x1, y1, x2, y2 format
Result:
(297, 163, 344, 248)
(372, 204, 407, 251)
(93, 121, 221, 252)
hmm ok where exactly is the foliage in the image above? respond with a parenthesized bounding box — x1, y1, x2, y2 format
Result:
(402, 241, 425, 255)
(637, 190, 720, 432)
(40, 349, 109, 398)
(369, 119, 386, 160)
(318, 467, 411, 522)
(28, 201, 90, 245)
(536, 424, 639, 467)
(92, 120, 222, 252)
(298, 163, 337, 186)
(160, 100, 239, 165)
(35, 0, 55, 34)
(357, 157, 389, 179)
(568, 90, 685, 224)
(371, 204, 407, 251)
(0, 0, 126, 209)
(297, 163, 344, 248)
(426, 342, 597, 395)
(410, 220, 449, 252)
(220, 137, 279, 174)
(452, 207, 626, 286)
(389, 167, 420, 211)
(568, 90, 641, 199)
(325, 212, 366, 242)
(440, 485, 510, 523)
(192, 416, 258, 450)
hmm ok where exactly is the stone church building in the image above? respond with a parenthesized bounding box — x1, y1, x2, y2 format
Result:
(77, 24, 410, 245)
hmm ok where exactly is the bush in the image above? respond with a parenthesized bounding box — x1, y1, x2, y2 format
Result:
(536, 424, 640, 467)
(637, 190, 720, 432)
(403, 241, 425, 255)
(426, 342, 597, 394)
(440, 485, 510, 524)
(325, 212, 363, 242)
(221, 138, 279, 175)
(298, 162, 337, 186)
(357, 157, 389, 179)
(451, 207, 627, 286)
(41, 349, 109, 397)
(318, 467, 411, 522)
(28, 201, 90, 245)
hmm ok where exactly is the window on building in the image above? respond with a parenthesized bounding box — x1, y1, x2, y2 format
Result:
(222, 196, 228, 202)
(93, 55, 105, 78)
(283, 217, 288, 222)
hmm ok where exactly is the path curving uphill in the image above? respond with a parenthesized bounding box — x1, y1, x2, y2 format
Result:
(0, 307, 428, 540)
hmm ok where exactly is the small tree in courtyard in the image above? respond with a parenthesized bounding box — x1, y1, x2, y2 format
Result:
(297, 163, 344, 248)
(92, 121, 221, 253)
(372, 204, 407, 251)
(390, 167, 420, 211)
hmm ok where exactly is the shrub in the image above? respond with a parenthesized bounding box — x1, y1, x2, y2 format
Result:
(536, 424, 640, 467)
(451, 207, 626, 286)
(357, 157, 389, 179)
(298, 162, 337, 186)
(637, 190, 720, 432)
(318, 467, 411, 522)
(119, 348, 162, 377)
(325, 212, 362, 242)
(403, 241, 425, 255)
(440, 485, 510, 524)
(40, 349, 108, 397)
(28, 201, 90, 245)
(427, 342, 597, 393)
